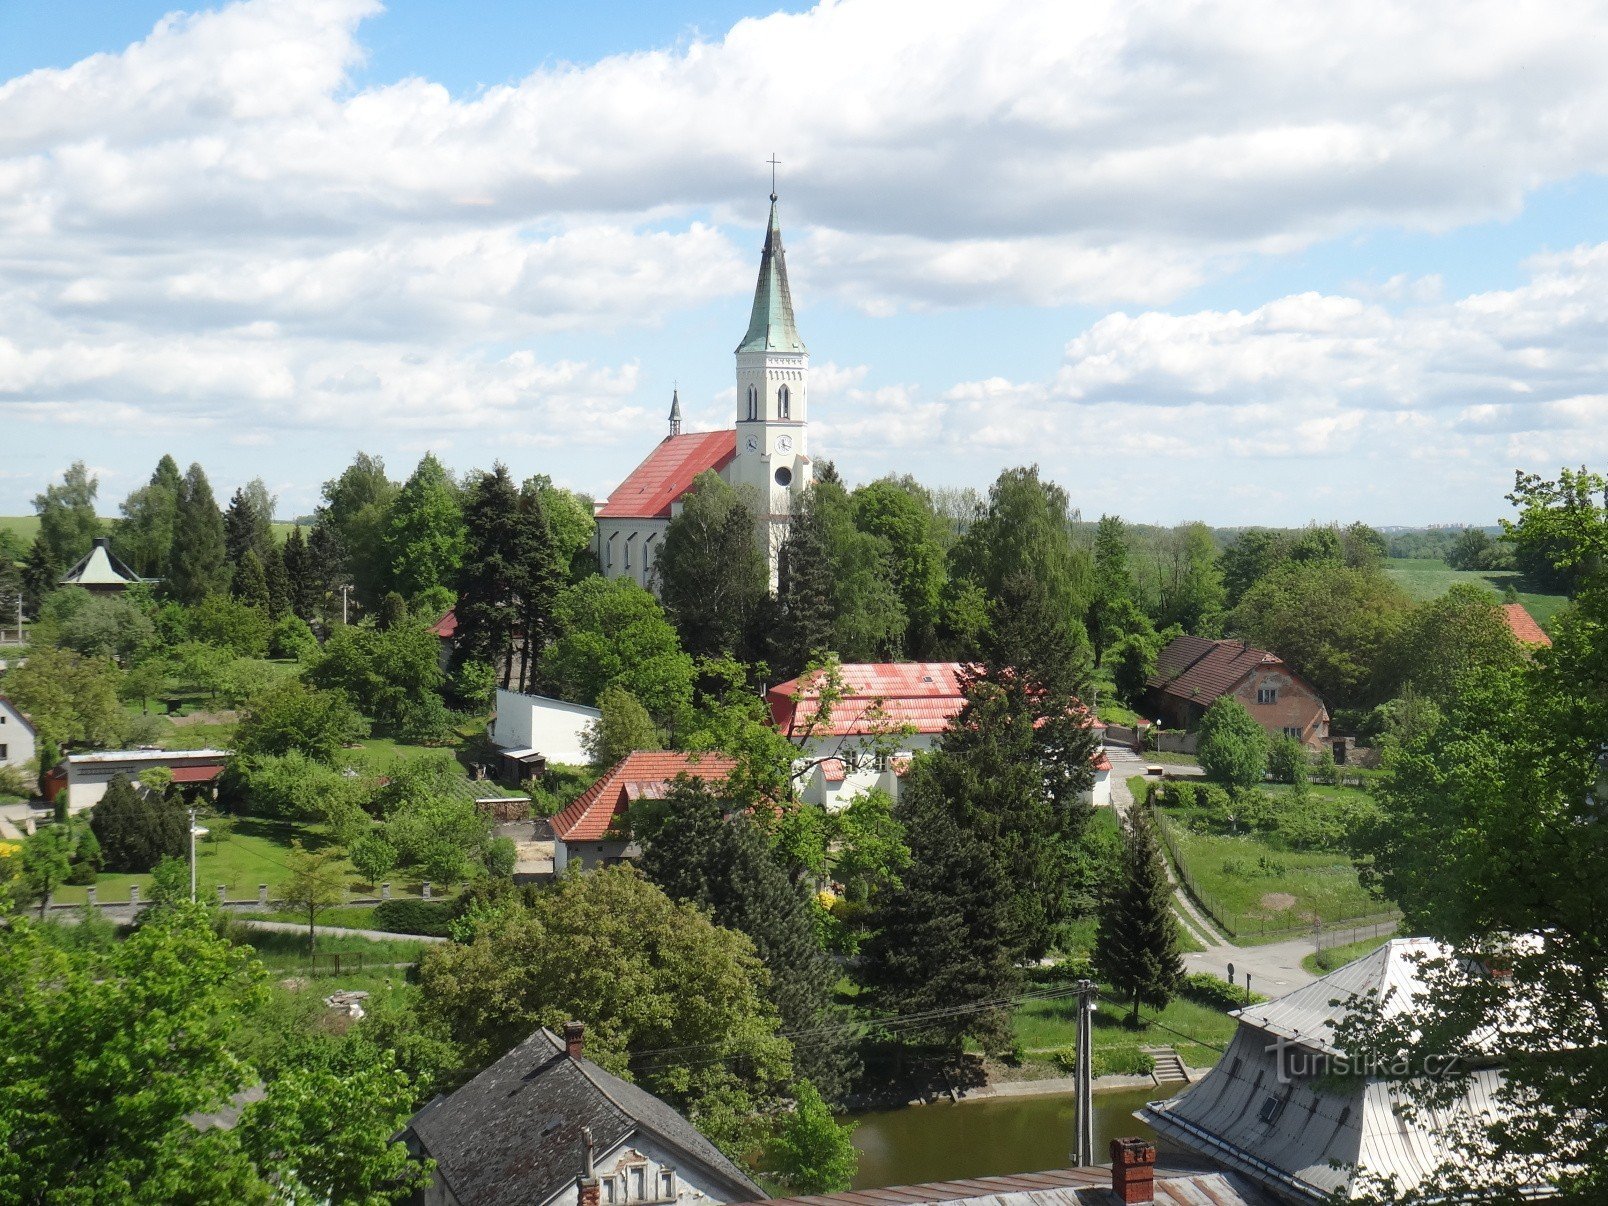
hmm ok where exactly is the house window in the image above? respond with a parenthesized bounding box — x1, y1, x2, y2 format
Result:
(1256, 686, 1278, 704)
(605, 1179, 617, 1204)
(1282, 726, 1302, 739)
(0, 744, 7, 761)
(605, 532, 616, 570)
(659, 1171, 675, 1200)
(747, 384, 759, 420)
(630, 1167, 646, 1200)
(778, 384, 791, 418)
(625, 532, 636, 571)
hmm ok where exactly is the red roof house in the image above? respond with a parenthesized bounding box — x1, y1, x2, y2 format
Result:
(1502, 602, 1551, 647)
(550, 750, 737, 872)
(1146, 635, 1329, 750)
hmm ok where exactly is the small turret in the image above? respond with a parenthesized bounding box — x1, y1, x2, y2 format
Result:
(668, 388, 682, 438)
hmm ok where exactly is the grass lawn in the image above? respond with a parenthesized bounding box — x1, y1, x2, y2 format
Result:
(1301, 933, 1391, 975)
(1384, 557, 1569, 629)
(0, 515, 40, 544)
(1153, 813, 1387, 943)
(1015, 982, 1238, 1069)
(1147, 751, 1201, 768)
(232, 925, 428, 970)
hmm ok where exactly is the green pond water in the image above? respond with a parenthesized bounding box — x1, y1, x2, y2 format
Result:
(846, 1083, 1184, 1190)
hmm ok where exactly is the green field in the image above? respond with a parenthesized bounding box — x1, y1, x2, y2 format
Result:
(1015, 982, 1238, 1069)
(1384, 557, 1568, 630)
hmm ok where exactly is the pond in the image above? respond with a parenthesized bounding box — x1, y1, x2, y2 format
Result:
(846, 1083, 1185, 1190)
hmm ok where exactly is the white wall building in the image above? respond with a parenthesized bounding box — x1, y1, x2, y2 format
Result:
(56, 748, 230, 813)
(491, 689, 601, 769)
(0, 694, 37, 773)
(594, 192, 811, 592)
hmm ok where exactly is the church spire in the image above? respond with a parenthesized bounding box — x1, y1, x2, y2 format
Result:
(736, 193, 806, 355)
(668, 387, 682, 437)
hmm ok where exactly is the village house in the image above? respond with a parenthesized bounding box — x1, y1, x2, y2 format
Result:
(595, 192, 812, 592)
(1145, 636, 1329, 751)
(767, 662, 1112, 812)
(43, 747, 230, 813)
(403, 1023, 765, 1206)
(549, 750, 738, 873)
(1140, 938, 1548, 1202)
(0, 693, 37, 772)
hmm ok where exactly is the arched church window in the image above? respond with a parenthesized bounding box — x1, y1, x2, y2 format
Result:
(778, 384, 791, 418)
(746, 384, 758, 421)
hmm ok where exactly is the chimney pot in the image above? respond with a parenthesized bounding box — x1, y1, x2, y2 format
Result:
(1109, 1137, 1156, 1204)
(565, 1021, 586, 1060)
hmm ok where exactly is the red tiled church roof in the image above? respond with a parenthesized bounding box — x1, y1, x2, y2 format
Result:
(550, 750, 738, 843)
(1502, 602, 1551, 647)
(768, 662, 970, 737)
(596, 431, 737, 520)
(1147, 635, 1284, 705)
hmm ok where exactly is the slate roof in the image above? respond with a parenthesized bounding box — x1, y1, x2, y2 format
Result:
(551, 750, 738, 843)
(1501, 603, 1551, 647)
(1146, 636, 1315, 710)
(407, 1027, 764, 1206)
(743, 1164, 1271, 1206)
(596, 430, 737, 520)
(736, 196, 806, 355)
(59, 538, 142, 588)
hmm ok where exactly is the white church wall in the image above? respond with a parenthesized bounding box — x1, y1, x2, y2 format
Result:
(596, 518, 669, 593)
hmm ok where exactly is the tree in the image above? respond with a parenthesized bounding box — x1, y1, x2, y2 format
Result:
(32, 460, 101, 569)
(268, 614, 318, 661)
(20, 825, 72, 917)
(223, 751, 372, 834)
(280, 525, 322, 623)
(20, 536, 60, 619)
(765, 1082, 858, 1194)
(539, 577, 695, 724)
(657, 471, 768, 660)
(0, 645, 125, 748)
(233, 679, 369, 764)
(526, 474, 599, 580)
(224, 480, 275, 570)
(306, 618, 446, 734)
(230, 548, 270, 611)
(771, 488, 836, 678)
(829, 787, 910, 906)
(315, 452, 399, 609)
(584, 686, 662, 768)
(852, 477, 948, 657)
(384, 453, 466, 605)
(1155, 522, 1225, 635)
(1266, 734, 1308, 785)
(167, 462, 229, 605)
(117, 455, 184, 579)
(1087, 514, 1147, 665)
(348, 833, 397, 891)
(1389, 583, 1525, 706)
(636, 777, 853, 1102)
(1197, 697, 1270, 789)
(417, 866, 792, 1154)
(513, 475, 566, 693)
(280, 841, 348, 951)
(453, 464, 524, 686)
(1094, 805, 1184, 1026)
(89, 773, 189, 873)
(187, 593, 271, 657)
(55, 593, 157, 665)
(1500, 466, 1605, 594)
(385, 795, 490, 888)
(1230, 560, 1412, 708)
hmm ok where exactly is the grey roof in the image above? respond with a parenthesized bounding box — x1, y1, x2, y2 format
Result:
(736, 196, 806, 355)
(406, 1028, 765, 1206)
(59, 538, 143, 587)
(1140, 939, 1541, 1201)
(746, 1164, 1272, 1206)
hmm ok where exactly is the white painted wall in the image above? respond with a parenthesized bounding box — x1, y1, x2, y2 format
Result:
(545, 1131, 754, 1206)
(63, 751, 229, 813)
(492, 690, 601, 766)
(0, 697, 36, 771)
(596, 517, 670, 592)
(791, 731, 941, 812)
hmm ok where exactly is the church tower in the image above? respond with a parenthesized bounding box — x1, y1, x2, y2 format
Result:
(730, 191, 811, 588)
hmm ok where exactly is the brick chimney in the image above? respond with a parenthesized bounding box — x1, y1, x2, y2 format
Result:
(565, 1021, 585, 1061)
(577, 1127, 600, 1206)
(1110, 1137, 1156, 1204)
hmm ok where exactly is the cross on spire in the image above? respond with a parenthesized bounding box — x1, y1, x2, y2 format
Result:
(767, 154, 780, 200)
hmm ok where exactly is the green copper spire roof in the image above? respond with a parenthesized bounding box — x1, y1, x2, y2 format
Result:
(736, 195, 806, 355)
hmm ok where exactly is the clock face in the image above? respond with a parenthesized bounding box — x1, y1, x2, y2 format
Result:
(745, 435, 759, 452)
(776, 435, 793, 454)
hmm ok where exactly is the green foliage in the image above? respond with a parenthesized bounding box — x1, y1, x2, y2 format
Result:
(234, 679, 370, 764)
(226, 751, 373, 835)
(148, 853, 192, 908)
(1198, 697, 1270, 788)
(1094, 807, 1183, 1025)
(307, 618, 446, 734)
(54, 592, 157, 665)
(418, 866, 793, 1154)
(279, 841, 349, 949)
(1265, 735, 1308, 785)
(316, 452, 401, 609)
(483, 835, 517, 879)
(829, 787, 910, 905)
(185, 593, 270, 657)
(20, 825, 73, 915)
(657, 471, 768, 659)
(1389, 582, 1525, 706)
(371, 898, 456, 937)
(167, 462, 230, 605)
(765, 1082, 858, 1194)
(1179, 971, 1268, 1009)
(540, 576, 694, 722)
(525, 474, 598, 581)
(385, 794, 490, 888)
(1, 644, 126, 748)
(383, 452, 466, 603)
(852, 477, 948, 657)
(268, 614, 318, 660)
(89, 774, 189, 873)
(584, 685, 662, 768)
(449, 658, 498, 712)
(117, 455, 183, 579)
(32, 460, 101, 569)
(349, 832, 398, 889)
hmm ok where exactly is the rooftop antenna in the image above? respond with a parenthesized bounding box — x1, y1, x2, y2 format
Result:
(767, 153, 780, 200)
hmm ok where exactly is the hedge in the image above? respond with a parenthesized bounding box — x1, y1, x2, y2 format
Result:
(370, 898, 456, 937)
(1180, 971, 1269, 1009)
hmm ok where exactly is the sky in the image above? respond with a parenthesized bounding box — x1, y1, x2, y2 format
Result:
(4, 0, 1608, 526)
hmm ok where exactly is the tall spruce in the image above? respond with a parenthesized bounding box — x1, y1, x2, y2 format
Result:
(263, 541, 291, 619)
(513, 478, 564, 693)
(167, 463, 228, 605)
(117, 455, 183, 579)
(637, 777, 855, 1102)
(1094, 804, 1184, 1027)
(32, 461, 101, 570)
(656, 472, 768, 659)
(224, 482, 275, 568)
(280, 526, 321, 623)
(231, 550, 271, 612)
(454, 464, 524, 686)
(772, 490, 836, 678)
(862, 757, 1020, 1055)
(21, 537, 59, 617)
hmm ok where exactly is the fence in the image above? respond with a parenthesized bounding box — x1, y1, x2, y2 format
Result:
(1148, 801, 1400, 942)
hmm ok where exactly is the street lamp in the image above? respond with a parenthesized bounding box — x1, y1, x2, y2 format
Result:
(189, 808, 209, 903)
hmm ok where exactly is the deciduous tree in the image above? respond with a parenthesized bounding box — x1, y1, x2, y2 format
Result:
(1197, 697, 1270, 789)
(765, 1083, 858, 1194)
(280, 841, 349, 951)
(658, 471, 768, 659)
(32, 460, 101, 570)
(117, 454, 184, 579)
(384, 453, 466, 605)
(584, 686, 661, 768)
(539, 577, 694, 723)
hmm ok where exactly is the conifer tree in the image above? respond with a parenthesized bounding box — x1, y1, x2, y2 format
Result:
(454, 464, 524, 685)
(117, 455, 183, 579)
(772, 491, 836, 678)
(637, 777, 855, 1102)
(167, 463, 228, 605)
(280, 526, 319, 623)
(231, 549, 270, 611)
(305, 524, 347, 628)
(263, 541, 291, 620)
(1094, 805, 1184, 1027)
(224, 481, 275, 568)
(1087, 514, 1149, 666)
(862, 758, 1020, 1055)
(513, 478, 564, 692)
(21, 536, 58, 618)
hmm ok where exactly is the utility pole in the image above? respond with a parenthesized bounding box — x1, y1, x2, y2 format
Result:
(1072, 978, 1098, 1167)
(340, 584, 351, 626)
(189, 807, 198, 902)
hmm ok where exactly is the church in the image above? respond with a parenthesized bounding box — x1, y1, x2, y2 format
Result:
(593, 191, 812, 590)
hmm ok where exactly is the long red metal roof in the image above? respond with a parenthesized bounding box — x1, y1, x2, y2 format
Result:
(596, 430, 737, 520)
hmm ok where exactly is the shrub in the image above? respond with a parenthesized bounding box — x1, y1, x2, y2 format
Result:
(1180, 971, 1270, 1009)
(1198, 697, 1270, 788)
(1266, 736, 1308, 785)
(0, 765, 32, 800)
(267, 615, 318, 661)
(483, 836, 517, 878)
(1093, 1048, 1156, 1078)
(371, 898, 456, 937)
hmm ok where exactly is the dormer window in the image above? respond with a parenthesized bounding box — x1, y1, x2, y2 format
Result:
(778, 384, 791, 418)
(746, 384, 759, 421)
